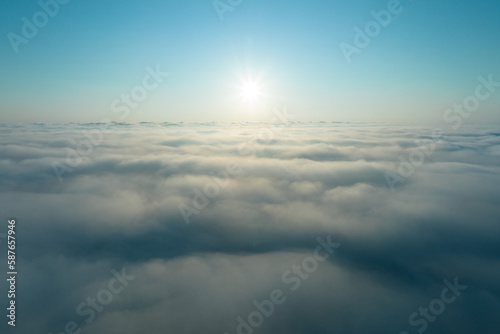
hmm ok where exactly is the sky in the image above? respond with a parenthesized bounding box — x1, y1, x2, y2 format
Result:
(1, 0, 499, 123)
(1, 2, 500, 333)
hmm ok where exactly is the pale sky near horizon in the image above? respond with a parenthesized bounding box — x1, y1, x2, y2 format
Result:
(0, 0, 499, 123)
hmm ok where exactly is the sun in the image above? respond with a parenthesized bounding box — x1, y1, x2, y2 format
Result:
(239, 79, 263, 105)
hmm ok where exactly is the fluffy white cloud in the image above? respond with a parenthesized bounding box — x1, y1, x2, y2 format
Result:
(0, 122, 499, 334)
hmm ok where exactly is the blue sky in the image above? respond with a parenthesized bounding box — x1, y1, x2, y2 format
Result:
(1, 0, 499, 123)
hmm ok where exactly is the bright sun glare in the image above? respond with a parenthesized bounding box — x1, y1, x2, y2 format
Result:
(239, 79, 263, 105)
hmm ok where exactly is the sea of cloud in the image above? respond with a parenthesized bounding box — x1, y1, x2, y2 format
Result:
(0, 121, 499, 334)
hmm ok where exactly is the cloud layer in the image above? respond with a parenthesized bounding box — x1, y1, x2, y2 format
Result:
(1, 122, 500, 334)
